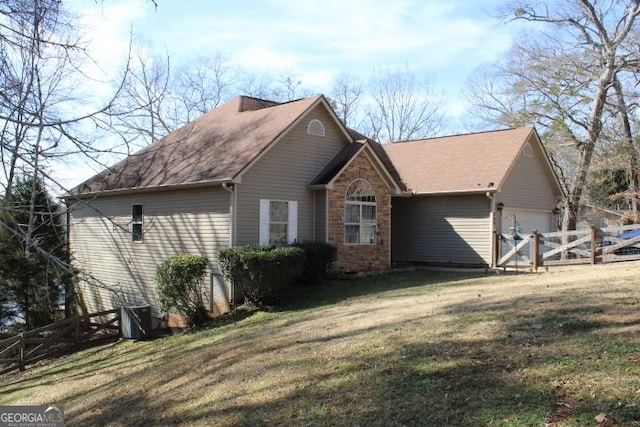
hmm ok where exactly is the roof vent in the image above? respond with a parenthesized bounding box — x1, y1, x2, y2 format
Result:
(307, 119, 325, 137)
(523, 142, 533, 157)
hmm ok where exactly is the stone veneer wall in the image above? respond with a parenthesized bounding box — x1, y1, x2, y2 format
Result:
(327, 152, 391, 273)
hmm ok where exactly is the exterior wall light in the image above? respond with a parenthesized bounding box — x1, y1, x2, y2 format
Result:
(496, 202, 504, 212)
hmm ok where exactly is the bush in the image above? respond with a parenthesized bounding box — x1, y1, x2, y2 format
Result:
(155, 254, 209, 327)
(293, 241, 336, 284)
(218, 245, 305, 306)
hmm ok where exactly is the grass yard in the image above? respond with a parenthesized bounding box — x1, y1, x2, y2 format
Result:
(2, 263, 640, 426)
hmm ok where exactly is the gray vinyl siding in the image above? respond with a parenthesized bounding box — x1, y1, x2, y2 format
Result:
(392, 194, 491, 266)
(235, 106, 348, 245)
(69, 187, 231, 315)
(499, 137, 560, 209)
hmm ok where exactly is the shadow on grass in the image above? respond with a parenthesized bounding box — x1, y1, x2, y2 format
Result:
(191, 306, 260, 332)
(281, 269, 489, 312)
(166, 282, 638, 426)
(7, 270, 640, 426)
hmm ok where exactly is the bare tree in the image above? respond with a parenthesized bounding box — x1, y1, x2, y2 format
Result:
(608, 74, 640, 214)
(330, 72, 363, 128)
(467, 0, 640, 230)
(172, 53, 238, 122)
(238, 71, 278, 100)
(0, 0, 137, 323)
(363, 67, 444, 143)
(109, 44, 174, 149)
(112, 51, 314, 149)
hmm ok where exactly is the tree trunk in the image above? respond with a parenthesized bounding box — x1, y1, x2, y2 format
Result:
(613, 75, 639, 215)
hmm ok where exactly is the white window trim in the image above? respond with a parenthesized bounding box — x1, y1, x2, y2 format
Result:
(259, 199, 298, 245)
(132, 204, 143, 243)
(344, 179, 377, 245)
(307, 119, 325, 137)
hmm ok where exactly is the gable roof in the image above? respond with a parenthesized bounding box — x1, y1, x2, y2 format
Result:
(69, 95, 338, 196)
(309, 140, 401, 194)
(309, 141, 364, 186)
(382, 127, 557, 195)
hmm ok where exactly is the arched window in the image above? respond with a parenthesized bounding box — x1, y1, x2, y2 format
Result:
(345, 179, 377, 245)
(307, 119, 325, 136)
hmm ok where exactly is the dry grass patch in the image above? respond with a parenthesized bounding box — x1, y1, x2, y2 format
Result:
(1, 264, 640, 426)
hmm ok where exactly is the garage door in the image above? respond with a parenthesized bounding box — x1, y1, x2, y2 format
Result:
(501, 209, 553, 236)
(500, 209, 553, 261)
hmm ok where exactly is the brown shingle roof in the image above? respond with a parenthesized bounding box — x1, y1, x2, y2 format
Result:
(70, 95, 323, 195)
(309, 141, 364, 186)
(382, 127, 535, 194)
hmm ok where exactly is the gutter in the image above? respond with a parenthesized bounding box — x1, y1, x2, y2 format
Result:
(409, 188, 498, 196)
(61, 178, 239, 200)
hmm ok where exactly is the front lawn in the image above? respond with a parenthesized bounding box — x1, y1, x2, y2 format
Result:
(1, 263, 640, 426)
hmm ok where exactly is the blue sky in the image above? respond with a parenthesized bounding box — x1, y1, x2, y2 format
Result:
(59, 0, 522, 188)
(70, 0, 521, 123)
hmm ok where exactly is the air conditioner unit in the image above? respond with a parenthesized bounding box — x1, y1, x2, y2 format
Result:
(120, 305, 152, 340)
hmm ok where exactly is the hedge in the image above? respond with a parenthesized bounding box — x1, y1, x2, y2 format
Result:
(293, 241, 336, 284)
(218, 245, 305, 305)
(155, 254, 209, 327)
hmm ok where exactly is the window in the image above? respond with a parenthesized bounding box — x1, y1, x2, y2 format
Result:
(307, 119, 325, 136)
(269, 201, 288, 244)
(523, 142, 533, 157)
(345, 179, 377, 245)
(132, 204, 143, 242)
(259, 199, 298, 245)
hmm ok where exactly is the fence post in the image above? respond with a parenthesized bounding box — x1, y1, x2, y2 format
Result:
(18, 333, 25, 371)
(590, 226, 597, 265)
(74, 315, 81, 345)
(531, 233, 540, 271)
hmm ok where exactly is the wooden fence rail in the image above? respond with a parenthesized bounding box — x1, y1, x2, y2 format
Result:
(0, 309, 120, 375)
(495, 223, 640, 269)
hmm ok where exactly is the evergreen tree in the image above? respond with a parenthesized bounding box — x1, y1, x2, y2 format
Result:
(0, 175, 66, 330)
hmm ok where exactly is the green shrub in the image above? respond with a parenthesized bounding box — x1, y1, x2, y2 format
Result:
(293, 241, 336, 284)
(218, 245, 305, 306)
(155, 254, 209, 327)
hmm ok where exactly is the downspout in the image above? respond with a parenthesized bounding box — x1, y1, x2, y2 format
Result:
(388, 194, 393, 269)
(325, 190, 329, 243)
(486, 192, 496, 268)
(222, 182, 236, 306)
(312, 191, 316, 241)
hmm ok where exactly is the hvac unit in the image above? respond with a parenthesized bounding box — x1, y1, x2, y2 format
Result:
(120, 305, 152, 340)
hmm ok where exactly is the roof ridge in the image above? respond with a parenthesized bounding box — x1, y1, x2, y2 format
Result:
(236, 94, 323, 113)
(390, 126, 533, 145)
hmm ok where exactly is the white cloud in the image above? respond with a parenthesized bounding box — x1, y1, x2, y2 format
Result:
(233, 44, 299, 71)
(50, 0, 519, 189)
(67, 0, 149, 80)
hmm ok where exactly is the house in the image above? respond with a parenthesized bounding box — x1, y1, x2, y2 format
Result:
(64, 95, 562, 321)
(65, 95, 400, 319)
(383, 127, 564, 267)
